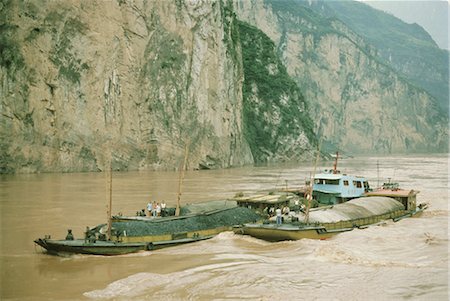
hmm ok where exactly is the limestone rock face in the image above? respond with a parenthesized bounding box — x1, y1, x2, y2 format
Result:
(235, 0, 448, 154)
(1, 0, 254, 172)
(307, 0, 449, 114)
(2, 0, 446, 173)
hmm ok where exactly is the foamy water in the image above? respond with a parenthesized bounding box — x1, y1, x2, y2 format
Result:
(83, 217, 448, 300)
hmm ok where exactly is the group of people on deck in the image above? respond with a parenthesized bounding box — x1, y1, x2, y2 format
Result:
(265, 205, 291, 225)
(146, 200, 167, 217)
(264, 199, 306, 226)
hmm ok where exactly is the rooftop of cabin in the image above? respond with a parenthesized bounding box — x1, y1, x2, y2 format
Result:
(365, 189, 419, 198)
(365, 182, 418, 198)
(314, 169, 366, 181)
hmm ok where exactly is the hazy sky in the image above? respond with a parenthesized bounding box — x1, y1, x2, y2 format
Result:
(359, 0, 449, 50)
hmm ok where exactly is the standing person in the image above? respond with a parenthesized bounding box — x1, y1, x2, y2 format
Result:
(276, 208, 282, 226)
(147, 201, 153, 217)
(156, 203, 161, 217)
(269, 207, 275, 217)
(152, 201, 157, 217)
(294, 199, 300, 213)
(65, 229, 74, 240)
(161, 201, 166, 217)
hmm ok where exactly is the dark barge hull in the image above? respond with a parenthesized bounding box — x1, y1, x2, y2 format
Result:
(233, 199, 428, 242)
(34, 235, 213, 256)
(34, 239, 149, 256)
(233, 224, 353, 241)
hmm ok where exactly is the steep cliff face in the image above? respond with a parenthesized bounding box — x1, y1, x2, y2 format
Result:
(309, 0, 449, 113)
(1, 0, 255, 172)
(235, 0, 448, 154)
(2, 0, 446, 173)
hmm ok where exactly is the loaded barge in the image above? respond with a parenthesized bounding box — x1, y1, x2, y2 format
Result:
(34, 200, 261, 256)
(233, 184, 427, 241)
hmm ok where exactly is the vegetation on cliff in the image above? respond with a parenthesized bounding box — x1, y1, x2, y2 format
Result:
(240, 0, 448, 154)
(239, 21, 316, 162)
(1, 0, 447, 173)
(0, 26, 25, 74)
(302, 0, 449, 114)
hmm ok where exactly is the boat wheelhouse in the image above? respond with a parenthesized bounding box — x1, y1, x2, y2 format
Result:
(313, 169, 369, 205)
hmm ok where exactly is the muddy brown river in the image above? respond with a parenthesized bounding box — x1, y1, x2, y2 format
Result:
(0, 155, 448, 300)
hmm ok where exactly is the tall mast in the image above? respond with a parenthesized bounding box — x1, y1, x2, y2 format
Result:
(175, 142, 189, 217)
(305, 144, 321, 224)
(107, 166, 113, 240)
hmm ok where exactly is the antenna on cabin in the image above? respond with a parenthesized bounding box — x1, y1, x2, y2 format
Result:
(333, 151, 339, 174)
(377, 160, 380, 188)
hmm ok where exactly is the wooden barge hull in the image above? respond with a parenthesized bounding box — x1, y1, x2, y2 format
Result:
(116, 226, 231, 243)
(34, 239, 149, 256)
(233, 224, 352, 241)
(233, 201, 428, 242)
(34, 235, 214, 256)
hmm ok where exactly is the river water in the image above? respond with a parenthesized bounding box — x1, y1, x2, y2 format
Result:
(0, 155, 448, 300)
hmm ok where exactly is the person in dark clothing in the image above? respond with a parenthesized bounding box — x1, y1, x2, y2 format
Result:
(65, 229, 74, 240)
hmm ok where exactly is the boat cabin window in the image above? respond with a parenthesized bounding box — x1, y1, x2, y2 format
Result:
(353, 181, 362, 188)
(343, 180, 349, 186)
(363, 181, 369, 190)
(315, 179, 339, 185)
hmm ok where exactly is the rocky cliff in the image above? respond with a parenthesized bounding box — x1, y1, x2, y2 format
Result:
(0, 0, 262, 173)
(235, 0, 448, 154)
(309, 0, 449, 114)
(1, 0, 447, 173)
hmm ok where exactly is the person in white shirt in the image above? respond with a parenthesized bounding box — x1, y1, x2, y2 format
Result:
(156, 203, 161, 217)
(276, 208, 282, 225)
(147, 201, 153, 217)
(152, 201, 157, 217)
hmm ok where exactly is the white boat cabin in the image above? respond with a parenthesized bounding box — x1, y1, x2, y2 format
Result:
(313, 169, 369, 205)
